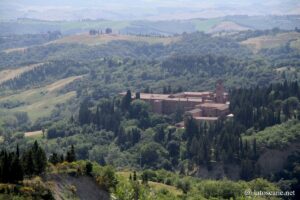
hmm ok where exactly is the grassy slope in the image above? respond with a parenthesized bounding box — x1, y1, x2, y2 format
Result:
(0, 75, 82, 122)
(190, 18, 223, 32)
(209, 21, 250, 32)
(241, 32, 300, 52)
(0, 63, 44, 84)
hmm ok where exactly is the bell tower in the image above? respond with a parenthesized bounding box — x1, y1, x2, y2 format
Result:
(215, 80, 225, 103)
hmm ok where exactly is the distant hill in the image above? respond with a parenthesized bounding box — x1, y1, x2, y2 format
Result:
(1, 15, 299, 36)
(241, 31, 300, 52)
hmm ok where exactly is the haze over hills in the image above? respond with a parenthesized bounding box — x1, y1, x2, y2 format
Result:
(1, 0, 300, 20)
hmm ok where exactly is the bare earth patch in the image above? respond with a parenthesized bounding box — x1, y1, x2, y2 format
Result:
(24, 130, 43, 138)
(46, 174, 110, 200)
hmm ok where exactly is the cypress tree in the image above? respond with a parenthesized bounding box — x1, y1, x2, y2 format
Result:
(22, 150, 34, 177)
(66, 145, 76, 162)
(11, 154, 23, 183)
(32, 141, 47, 175)
(121, 90, 132, 111)
(49, 153, 60, 165)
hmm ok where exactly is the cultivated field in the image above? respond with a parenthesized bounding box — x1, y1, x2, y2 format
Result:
(209, 21, 250, 33)
(0, 63, 44, 84)
(241, 32, 300, 52)
(0, 75, 83, 122)
(2, 47, 28, 54)
(50, 33, 181, 46)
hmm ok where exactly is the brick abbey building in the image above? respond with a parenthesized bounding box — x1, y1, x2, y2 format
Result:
(121, 81, 232, 124)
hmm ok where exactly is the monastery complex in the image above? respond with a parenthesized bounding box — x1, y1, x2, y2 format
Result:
(121, 81, 232, 126)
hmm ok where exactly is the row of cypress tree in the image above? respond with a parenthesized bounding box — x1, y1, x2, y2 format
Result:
(0, 141, 46, 183)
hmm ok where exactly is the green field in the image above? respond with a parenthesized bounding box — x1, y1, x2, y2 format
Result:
(0, 76, 82, 122)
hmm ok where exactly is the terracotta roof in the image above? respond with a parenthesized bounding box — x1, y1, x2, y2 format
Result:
(184, 92, 213, 95)
(140, 93, 169, 100)
(187, 108, 202, 114)
(194, 117, 219, 121)
(139, 93, 203, 103)
(199, 103, 229, 110)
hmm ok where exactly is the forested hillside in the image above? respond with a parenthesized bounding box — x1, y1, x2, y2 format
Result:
(0, 23, 300, 199)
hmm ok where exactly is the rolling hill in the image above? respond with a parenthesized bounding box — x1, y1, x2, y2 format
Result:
(50, 33, 181, 46)
(1, 15, 299, 36)
(241, 31, 300, 52)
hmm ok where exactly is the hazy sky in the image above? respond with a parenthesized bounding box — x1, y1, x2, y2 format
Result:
(0, 0, 299, 20)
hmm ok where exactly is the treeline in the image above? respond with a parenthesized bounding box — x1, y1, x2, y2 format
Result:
(49, 145, 76, 165)
(230, 81, 300, 130)
(0, 142, 46, 183)
(0, 142, 77, 184)
(229, 28, 285, 42)
(78, 91, 157, 131)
